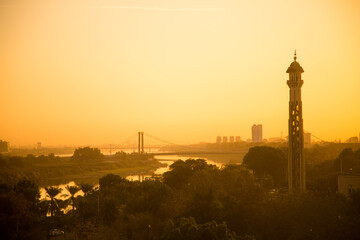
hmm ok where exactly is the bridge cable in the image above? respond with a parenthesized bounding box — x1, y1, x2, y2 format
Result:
(143, 133, 204, 150)
(304, 130, 327, 143)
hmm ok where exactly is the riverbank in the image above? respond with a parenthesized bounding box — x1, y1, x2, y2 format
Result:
(180, 152, 246, 164)
(0, 154, 166, 187)
(42, 163, 164, 186)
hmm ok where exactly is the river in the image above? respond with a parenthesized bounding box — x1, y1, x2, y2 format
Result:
(126, 154, 222, 181)
(40, 154, 223, 201)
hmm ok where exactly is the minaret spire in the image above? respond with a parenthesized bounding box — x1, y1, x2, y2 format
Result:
(286, 52, 305, 193)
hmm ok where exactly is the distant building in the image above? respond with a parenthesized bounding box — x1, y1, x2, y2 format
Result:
(338, 174, 360, 196)
(304, 132, 311, 144)
(223, 136, 228, 143)
(0, 140, 9, 152)
(216, 136, 222, 144)
(229, 136, 235, 143)
(36, 142, 42, 150)
(346, 136, 359, 143)
(236, 136, 241, 142)
(252, 124, 263, 143)
(268, 137, 286, 143)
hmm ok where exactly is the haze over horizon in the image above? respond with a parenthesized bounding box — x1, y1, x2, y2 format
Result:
(1, 0, 359, 146)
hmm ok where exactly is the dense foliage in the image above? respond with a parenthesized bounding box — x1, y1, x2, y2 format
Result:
(1, 145, 360, 239)
(0, 151, 163, 186)
(333, 148, 360, 173)
(0, 178, 42, 239)
(73, 158, 360, 240)
(72, 147, 104, 161)
(242, 146, 287, 187)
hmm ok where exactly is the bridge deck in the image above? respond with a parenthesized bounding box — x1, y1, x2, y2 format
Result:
(149, 151, 246, 156)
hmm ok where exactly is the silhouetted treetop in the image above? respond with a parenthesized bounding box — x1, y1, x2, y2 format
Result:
(99, 173, 127, 189)
(163, 159, 216, 188)
(159, 217, 242, 240)
(72, 147, 103, 161)
(242, 146, 287, 187)
(334, 148, 360, 173)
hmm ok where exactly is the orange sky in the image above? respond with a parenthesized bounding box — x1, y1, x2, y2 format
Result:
(0, 0, 359, 146)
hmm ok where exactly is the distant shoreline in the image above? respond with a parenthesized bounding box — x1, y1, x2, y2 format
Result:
(0, 154, 166, 187)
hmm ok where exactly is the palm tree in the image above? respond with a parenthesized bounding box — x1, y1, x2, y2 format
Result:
(80, 183, 94, 197)
(45, 186, 62, 217)
(64, 185, 80, 211)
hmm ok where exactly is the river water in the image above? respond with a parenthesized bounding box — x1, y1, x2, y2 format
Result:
(126, 155, 221, 181)
(40, 154, 223, 201)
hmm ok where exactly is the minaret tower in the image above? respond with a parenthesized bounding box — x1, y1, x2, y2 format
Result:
(286, 51, 305, 193)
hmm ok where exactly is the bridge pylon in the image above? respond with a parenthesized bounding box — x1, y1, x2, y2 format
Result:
(138, 132, 144, 154)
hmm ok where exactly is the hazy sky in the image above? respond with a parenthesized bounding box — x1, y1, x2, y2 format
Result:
(1, 0, 359, 146)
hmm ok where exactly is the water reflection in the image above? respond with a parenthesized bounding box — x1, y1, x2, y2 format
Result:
(40, 181, 89, 215)
(40, 155, 224, 214)
(42, 155, 223, 189)
(126, 155, 222, 182)
(40, 181, 84, 200)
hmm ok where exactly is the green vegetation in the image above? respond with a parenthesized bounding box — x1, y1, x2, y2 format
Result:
(0, 178, 43, 239)
(63, 185, 81, 211)
(1, 144, 360, 239)
(306, 147, 360, 193)
(174, 142, 360, 165)
(243, 146, 287, 187)
(333, 147, 360, 172)
(5, 147, 75, 157)
(159, 217, 242, 240)
(72, 147, 104, 161)
(241, 144, 360, 193)
(0, 149, 165, 186)
(44, 186, 62, 217)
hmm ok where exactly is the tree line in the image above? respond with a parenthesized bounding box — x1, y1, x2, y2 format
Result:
(1, 145, 360, 239)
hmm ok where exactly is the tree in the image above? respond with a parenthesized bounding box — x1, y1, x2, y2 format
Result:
(44, 186, 62, 217)
(334, 148, 360, 173)
(242, 146, 287, 187)
(63, 185, 81, 211)
(14, 177, 40, 209)
(72, 147, 103, 161)
(77, 188, 100, 221)
(159, 217, 241, 240)
(99, 174, 127, 190)
(0, 188, 30, 239)
(101, 196, 118, 226)
(126, 179, 171, 216)
(0, 180, 42, 239)
(349, 188, 360, 213)
(80, 183, 95, 197)
(163, 159, 211, 188)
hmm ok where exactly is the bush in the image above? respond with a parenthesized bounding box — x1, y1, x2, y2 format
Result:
(72, 147, 103, 161)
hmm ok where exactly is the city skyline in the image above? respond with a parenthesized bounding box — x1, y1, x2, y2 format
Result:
(1, 0, 360, 145)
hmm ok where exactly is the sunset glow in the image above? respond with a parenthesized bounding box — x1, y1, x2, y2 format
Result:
(1, 0, 359, 146)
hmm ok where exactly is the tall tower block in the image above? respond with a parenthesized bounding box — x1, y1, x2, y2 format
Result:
(286, 51, 306, 193)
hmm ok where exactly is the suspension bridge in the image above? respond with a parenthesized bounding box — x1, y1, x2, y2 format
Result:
(99, 130, 328, 155)
(100, 132, 235, 155)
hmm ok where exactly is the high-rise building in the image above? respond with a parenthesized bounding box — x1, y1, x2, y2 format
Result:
(229, 136, 235, 143)
(252, 124, 263, 143)
(346, 136, 359, 143)
(236, 136, 241, 142)
(36, 142, 42, 150)
(0, 140, 9, 152)
(216, 136, 222, 144)
(287, 51, 306, 193)
(223, 136, 228, 143)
